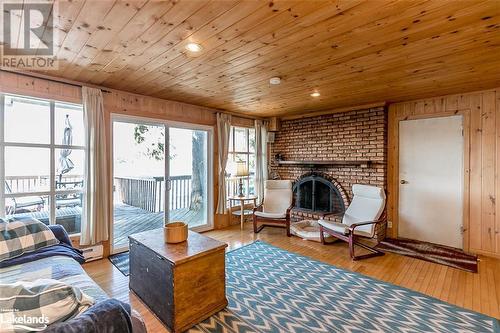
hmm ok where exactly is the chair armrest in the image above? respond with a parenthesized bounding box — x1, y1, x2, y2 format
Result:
(286, 197, 295, 216)
(348, 220, 379, 232)
(253, 204, 263, 213)
(285, 204, 294, 219)
(348, 213, 387, 233)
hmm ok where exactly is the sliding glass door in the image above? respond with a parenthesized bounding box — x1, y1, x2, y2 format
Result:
(112, 119, 165, 252)
(112, 116, 213, 253)
(168, 127, 210, 228)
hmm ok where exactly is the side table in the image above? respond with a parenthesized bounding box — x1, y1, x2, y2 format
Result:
(228, 195, 257, 229)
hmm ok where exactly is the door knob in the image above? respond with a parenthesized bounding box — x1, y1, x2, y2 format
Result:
(400, 180, 409, 184)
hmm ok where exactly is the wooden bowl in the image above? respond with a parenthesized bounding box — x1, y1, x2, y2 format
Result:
(164, 221, 188, 243)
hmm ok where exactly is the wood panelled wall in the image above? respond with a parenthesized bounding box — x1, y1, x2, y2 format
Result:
(388, 88, 500, 258)
(0, 71, 82, 103)
(0, 71, 254, 253)
(3, 71, 500, 258)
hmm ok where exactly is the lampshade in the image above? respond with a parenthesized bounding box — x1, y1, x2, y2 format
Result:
(235, 161, 249, 177)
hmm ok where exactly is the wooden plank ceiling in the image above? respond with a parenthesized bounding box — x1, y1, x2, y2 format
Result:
(4, 0, 500, 117)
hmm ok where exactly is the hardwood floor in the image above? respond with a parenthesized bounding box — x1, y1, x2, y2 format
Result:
(84, 223, 500, 333)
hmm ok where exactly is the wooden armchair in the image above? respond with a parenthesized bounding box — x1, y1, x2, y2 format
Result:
(253, 180, 294, 237)
(319, 184, 386, 260)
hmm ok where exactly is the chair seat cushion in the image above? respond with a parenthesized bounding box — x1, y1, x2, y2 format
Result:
(254, 211, 286, 219)
(318, 219, 372, 237)
(318, 220, 349, 234)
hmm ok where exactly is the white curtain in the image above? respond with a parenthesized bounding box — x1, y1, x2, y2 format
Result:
(216, 113, 232, 214)
(254, 120, 268, 205)
(80, 87, 109, 245)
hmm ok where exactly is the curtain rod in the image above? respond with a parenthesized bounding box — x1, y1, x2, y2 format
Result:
(0, 69, 112, 93)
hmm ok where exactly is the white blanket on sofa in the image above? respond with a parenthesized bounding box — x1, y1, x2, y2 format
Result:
(0, 279, 95, 333)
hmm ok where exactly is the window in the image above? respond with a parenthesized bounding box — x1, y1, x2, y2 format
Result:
(225, 126, 255, 201)
(0, 94, 85, 234)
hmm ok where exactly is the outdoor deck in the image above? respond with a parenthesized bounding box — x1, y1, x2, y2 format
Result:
(5, 174, 212, 250)
(112, 203, 204, 249)
(9, 203, 204, 250)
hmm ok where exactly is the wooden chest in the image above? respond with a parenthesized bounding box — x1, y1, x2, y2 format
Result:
(129, 229, 227, 333)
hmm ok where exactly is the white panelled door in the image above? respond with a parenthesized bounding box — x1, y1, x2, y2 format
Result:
(398, 115, 464, 248)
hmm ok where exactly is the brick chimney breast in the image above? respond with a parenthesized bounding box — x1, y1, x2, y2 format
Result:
(269, 107, 387, 202)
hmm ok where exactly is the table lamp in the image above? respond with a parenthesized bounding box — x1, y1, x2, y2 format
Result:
(235, 161, 249, 197)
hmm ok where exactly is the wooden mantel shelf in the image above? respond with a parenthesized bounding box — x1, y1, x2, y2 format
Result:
(276, 159, 373, 168)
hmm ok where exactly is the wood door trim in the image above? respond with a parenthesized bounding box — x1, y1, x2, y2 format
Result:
(497, 89, 500, 253)
(392, 110, 471, 251)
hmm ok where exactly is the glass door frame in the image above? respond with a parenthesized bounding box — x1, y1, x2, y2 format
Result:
(110, 114, 214, 254)
(165, 120, 214, 234)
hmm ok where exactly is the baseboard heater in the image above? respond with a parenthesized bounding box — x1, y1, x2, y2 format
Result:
(80, 244, 103, 261)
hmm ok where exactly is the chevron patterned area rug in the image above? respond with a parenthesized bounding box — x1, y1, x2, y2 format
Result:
(189, 241, 499, 333)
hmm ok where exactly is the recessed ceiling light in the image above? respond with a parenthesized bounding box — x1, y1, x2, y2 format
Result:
(269, 77, 281, 85)
(310, 91, 321, 97)
(185, 43, 203, 52)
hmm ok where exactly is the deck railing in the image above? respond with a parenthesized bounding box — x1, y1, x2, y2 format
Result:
(114, 175, 252, 212)
(114, 175, 192, 213)
(5, 175, 83, 193)
(169, 175, 192, 210)
(7, 174, 254, 213)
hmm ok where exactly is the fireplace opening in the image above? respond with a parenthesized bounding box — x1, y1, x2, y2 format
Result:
(293, 173, 345, 215)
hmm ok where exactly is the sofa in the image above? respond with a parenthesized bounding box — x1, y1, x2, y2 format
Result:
(0, 223, 146, 333)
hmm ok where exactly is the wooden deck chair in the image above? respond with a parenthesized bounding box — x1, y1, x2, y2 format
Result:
(253, 180, 294, 236)
(318, 184, 386, 260)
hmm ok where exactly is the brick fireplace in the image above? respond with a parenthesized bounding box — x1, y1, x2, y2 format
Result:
(269, 106, 387, 219)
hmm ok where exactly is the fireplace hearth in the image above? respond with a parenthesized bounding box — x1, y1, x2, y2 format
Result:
(292, 172, 347, 216)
